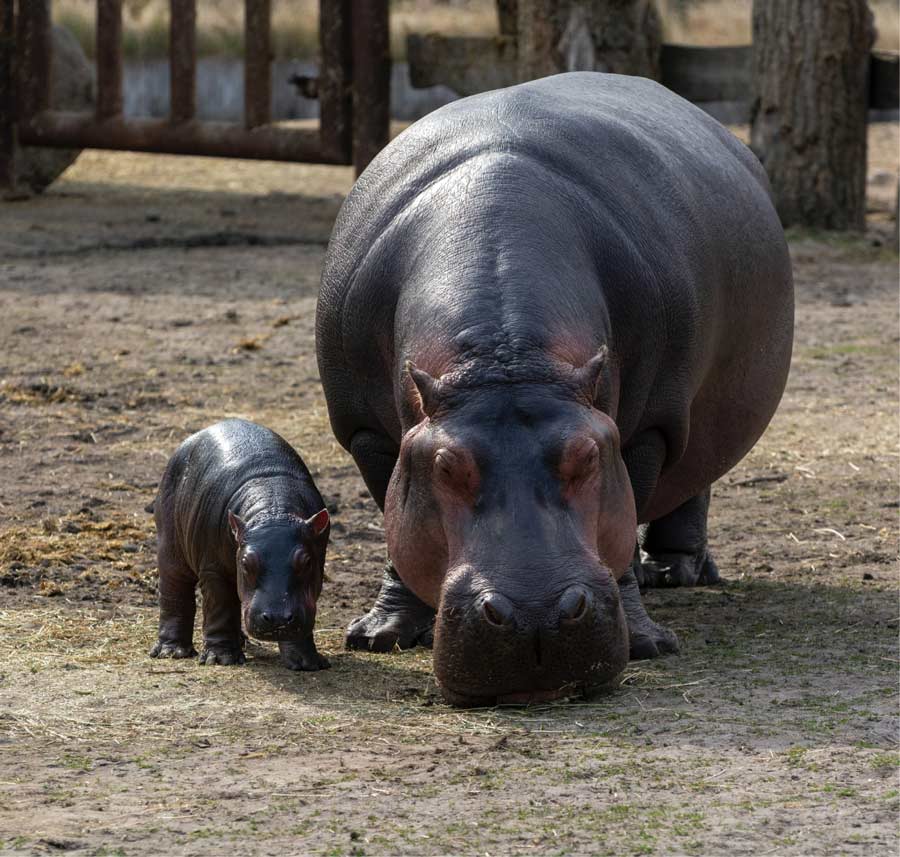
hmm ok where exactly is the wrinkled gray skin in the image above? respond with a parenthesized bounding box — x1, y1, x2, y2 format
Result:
(316, 73, 794, 706)
(149, 419, 331, 671)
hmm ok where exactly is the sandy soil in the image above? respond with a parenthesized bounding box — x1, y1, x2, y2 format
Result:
(0, 124, 898, 857)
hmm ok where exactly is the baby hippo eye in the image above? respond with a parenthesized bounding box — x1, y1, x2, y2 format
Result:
(241, 550, 260, 585)
(291, 547, 312, 575)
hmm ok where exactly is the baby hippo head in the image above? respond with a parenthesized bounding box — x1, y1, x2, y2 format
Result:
(228, 509, 330, 641)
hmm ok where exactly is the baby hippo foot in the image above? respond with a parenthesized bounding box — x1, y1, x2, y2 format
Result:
(199, 642, 246, 666)
(279, 637, 330, 671)
(639, 549, 720, 588)
(618, 567, 679, 660)
(346, 563, 436, 653)
(149, 638, 197, 659)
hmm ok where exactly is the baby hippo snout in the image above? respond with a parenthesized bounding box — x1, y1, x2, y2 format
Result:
(246, 602, 308, 640)
(434, 572, 629, 707)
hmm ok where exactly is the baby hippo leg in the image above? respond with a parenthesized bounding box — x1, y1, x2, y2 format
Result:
(279, 636, 330, 671)
(150, 539, 197, 659)
(198, 568, 245, 665)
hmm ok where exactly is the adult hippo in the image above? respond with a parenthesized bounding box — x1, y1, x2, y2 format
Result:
(316, 72, 793, 706)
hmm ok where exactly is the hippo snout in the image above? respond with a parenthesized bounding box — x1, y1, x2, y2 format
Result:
(246, 602, 312, 641)
(433, 572, 629, 707)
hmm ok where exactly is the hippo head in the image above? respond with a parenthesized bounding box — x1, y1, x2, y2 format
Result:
(384, 349, 635, 706)
(228, 509, 330, 642)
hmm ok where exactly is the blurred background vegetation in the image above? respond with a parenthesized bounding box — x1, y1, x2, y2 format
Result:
(52, 0, 899, 62)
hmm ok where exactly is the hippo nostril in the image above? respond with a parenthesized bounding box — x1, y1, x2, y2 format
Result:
(283, 612, 294, 624)
(480, 592, 514, 628)
(559, 586, 591, 623)
(261, 611, 272, 625)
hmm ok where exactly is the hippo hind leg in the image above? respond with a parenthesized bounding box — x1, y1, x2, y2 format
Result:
(150, 537, 198, 660)
(638, 487, 721, 588)
(345, 429, 435, 653)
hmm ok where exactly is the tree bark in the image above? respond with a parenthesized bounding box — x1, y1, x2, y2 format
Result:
(750, 0, 874, 230)
(516, 0, 661, 82)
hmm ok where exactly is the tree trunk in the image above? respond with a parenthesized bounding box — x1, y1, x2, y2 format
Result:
(750, 0, 874, 230)
(516, 0, 661, 82)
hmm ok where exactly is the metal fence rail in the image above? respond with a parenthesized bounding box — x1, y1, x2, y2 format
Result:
(0, 0, 389, 190)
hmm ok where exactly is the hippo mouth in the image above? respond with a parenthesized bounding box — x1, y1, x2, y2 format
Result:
(437, 681, 579, 708)
(244, 618, 311, 643)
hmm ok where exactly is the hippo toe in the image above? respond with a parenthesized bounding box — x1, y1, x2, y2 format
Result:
(199, 644, 246, 666)
(149, 639, 197, 659)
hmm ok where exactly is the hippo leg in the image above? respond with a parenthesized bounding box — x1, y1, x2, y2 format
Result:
(620, 547, 679, 660)
(198, 568, 246, 665)
(346, 562, 436, 652)
(345, 429, 436, 652)
(639, 487, 721, 588)
(279, 636, 330, 671)
(150, 540, 197, 659)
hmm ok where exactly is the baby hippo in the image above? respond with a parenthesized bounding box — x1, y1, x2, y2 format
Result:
(149, 419, 331, 671)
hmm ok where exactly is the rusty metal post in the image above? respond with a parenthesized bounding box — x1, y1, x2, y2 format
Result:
(319, 0, 352, 164)
(170, 0, 196, 123)
(17, 0, 50, 122)
(0, 0, 15, 191)
(351, 0, 389, 175)
(244, 0, 271, 129)
(96, 0, 124, 120)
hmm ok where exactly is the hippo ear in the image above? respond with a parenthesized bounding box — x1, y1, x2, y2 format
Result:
(228, 509, 246, 544)
(405, 360, 442, 419)
(305, 508, 330, 539)
(573, 346, 608, 405)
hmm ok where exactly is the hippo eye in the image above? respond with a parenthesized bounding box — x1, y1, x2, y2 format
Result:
(434, 447, 480, 501)
(292, 548, 312, 575)
(559, 438, 600, 489)
(241, 551, 260, 584)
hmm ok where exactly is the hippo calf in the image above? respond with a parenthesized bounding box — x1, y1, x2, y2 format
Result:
(149, 419, 331, 671)
(316, 72, 793, 705)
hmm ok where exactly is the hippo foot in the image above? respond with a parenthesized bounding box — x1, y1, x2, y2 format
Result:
(346, 563, 435, 653)
(199, 644, 246, 666)
(149, 639, 197, 659)
(638, 549, 720, 588)
(619, 567, 679, 660)
(279, 638, 331, 671)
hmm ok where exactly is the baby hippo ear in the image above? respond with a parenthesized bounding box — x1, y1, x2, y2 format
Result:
(305, 508, 330, 538)
(227, 510, 246, 544)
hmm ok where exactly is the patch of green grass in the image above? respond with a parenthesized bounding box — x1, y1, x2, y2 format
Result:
(60, 752, 93, 771)
(871, 752, 900, 770)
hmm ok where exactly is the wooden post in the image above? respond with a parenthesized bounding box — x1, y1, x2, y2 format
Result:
(351, 0, 389, 176)
(516, 0, 661, 82)
(750, 0, 874, 230)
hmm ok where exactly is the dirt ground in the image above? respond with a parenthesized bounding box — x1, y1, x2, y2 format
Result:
(1, 122, 898, 857)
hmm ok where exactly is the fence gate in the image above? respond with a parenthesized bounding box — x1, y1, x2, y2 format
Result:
(0, 0, 390, 190)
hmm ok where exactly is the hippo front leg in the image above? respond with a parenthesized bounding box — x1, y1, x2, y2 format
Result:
(619, 431, 680, 658)
(279, 635, 331, 671)
(198, 568, 245, 665)
(345, 430, 436, 653)
(620, 548, 679, 660)
(639, 487, 721, 588)
(346, 562, 436, 653)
